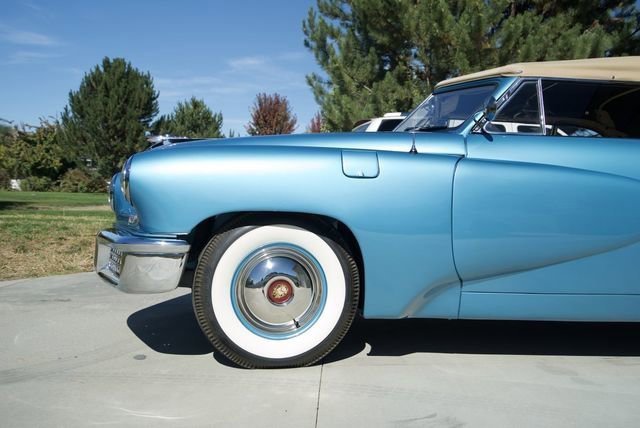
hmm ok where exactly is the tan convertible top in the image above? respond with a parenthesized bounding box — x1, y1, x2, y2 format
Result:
(435, 56, 640, 89)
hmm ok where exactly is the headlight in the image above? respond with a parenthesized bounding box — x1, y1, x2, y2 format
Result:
(121, 156, 133, 204)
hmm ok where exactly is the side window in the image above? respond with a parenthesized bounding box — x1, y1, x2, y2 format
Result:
(377, 118, 403, 132)
(542, 80, 640, 138)
(352, 121, 371, 132)
(484, 81, 542, 134)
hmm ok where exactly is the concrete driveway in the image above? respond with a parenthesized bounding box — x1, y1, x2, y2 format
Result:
(1, 273, 640, 427)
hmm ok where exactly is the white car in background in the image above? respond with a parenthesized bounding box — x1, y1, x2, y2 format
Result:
(352, 112, 406, 132)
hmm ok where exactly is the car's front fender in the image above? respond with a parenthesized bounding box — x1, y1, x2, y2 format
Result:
(128, 143, 462, 318)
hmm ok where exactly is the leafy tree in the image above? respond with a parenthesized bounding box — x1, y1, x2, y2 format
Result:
(304, 0, 640, 131)
(152, 97, 224, 138)
(59, 168, 105, 193)
(246, 93, 298, 135)
(0, 120, 78, 190)
(0, 122, 13, 188)
(306, 112, 325, 133)
(2, 120, 71, 181)
(61, 57, 159, 177)
(0, 167, 9, 189)
(0, 123, 13, 139)
(20, 176, 54, 191)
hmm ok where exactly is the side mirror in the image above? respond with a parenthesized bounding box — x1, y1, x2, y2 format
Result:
(484, 96, 497, 122)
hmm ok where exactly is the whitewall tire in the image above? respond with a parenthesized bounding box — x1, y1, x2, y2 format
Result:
(193, 223, 359, 368)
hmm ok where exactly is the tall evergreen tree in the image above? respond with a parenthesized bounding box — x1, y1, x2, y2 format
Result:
(152, 97, 224, 138)
(61, 57, 159, 177)
(304, 0, 421, 131)
(304, 0, 640, 131)
(246, 93, 298, 135)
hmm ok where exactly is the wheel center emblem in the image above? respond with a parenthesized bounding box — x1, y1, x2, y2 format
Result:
(267, 279, 293, 305)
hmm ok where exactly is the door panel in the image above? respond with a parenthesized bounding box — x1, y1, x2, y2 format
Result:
(464, 134, 640, 180)
(454, 133, 640, 296)
(462, 241, 640, 295)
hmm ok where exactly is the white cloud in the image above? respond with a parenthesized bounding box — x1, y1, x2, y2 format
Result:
(57, 66, 83, 76)
(228, 56, 267, 69)
(158, 53, 309, 100)
(155, 76, 223, 88)
(224, 118, 248, 126)
(0, 25, 58, 46)
(22, 2, 43, 13)
(7, 50, 60, 64)
(276, 51, 307, 61)
(20, 2, 56, 20)
(222, 54, 307, 90)
(155, 76, 232, 100)
(158, 90, 189, 99)
(157, 52, 314, 136)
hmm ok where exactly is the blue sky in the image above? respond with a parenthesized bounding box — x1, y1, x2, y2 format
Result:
(0, 0, 322, 135)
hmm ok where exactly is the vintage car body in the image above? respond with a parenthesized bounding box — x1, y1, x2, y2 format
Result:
(96, 56, 640, 368)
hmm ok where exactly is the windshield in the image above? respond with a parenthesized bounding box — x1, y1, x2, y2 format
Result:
(395, 84, 496, 132)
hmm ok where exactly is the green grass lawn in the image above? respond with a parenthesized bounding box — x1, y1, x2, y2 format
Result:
(0, 191, 114, 280)
(0, 191, 109, 207)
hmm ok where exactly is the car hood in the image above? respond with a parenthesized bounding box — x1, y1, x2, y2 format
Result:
(151, 132, 415, 153)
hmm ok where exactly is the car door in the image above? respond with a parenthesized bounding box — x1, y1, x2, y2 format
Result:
(454, 78, 640, 321)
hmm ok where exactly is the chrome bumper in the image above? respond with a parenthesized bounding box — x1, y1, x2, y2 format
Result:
(94, 229, 190, 294)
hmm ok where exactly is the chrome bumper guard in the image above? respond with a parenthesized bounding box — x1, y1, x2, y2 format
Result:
(94, 229, 190, 294)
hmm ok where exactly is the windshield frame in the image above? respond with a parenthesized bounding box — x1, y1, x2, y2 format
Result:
(395, 77, 515, 133)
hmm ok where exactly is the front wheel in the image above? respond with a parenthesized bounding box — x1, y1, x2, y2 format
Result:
(192, 224, 359, 368)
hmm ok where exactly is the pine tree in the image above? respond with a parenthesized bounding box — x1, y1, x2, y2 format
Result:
(246, 93, 298, 135)
(152, 97, 224, 138)
(304, 0, 640, 131)
(303, 0, 422, 131)
(61, 57, 159, 177)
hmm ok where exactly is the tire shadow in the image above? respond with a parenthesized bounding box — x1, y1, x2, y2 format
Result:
(128, 294, 640, 367)
(127, 293, 213, 355)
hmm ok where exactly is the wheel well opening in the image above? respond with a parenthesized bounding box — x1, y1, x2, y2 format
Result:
(182, 212, 365, 312)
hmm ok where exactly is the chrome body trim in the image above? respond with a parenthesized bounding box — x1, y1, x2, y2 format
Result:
(536, 78, 546, 135)
(94, 229, 190, 294)
(107, 179, 115, 211)
(121, 156, 133, 203)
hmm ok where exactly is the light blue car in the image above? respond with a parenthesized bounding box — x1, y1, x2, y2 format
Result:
(95, 56, 640, 368)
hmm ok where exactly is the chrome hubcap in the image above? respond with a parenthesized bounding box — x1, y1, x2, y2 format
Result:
(233, 246, 325, 336)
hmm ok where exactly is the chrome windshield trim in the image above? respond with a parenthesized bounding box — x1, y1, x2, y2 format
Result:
(537, 78, 546, 135)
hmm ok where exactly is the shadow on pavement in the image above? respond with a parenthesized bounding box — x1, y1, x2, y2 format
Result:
(327, 316, 640, 364)
(128, 294, 640, 366)
(127, 294, 213, 355)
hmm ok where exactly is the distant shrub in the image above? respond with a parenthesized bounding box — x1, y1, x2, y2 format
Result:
(21, 176, 54, 192)
(59, 169, 106, 193)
